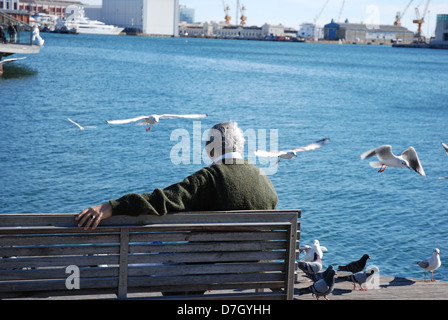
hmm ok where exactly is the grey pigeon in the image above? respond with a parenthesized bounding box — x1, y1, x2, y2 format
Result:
(338, 254, 370, 274)
(297, 252, 322, 274)
(298, 265, 336, 300)
(338, 269, 375, 291)
(305, 264, 334, 282)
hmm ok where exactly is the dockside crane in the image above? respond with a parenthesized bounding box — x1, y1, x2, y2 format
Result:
(413, 0, 431, 43)
(312, 0, 330, 41)
(394, 0, 414, 26)
(237, 0, 247, 26)
(337, 0, 345, 22)
(222, 0, 231, 24)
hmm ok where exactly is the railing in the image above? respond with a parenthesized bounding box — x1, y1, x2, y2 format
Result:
(0, 10, 32, 45)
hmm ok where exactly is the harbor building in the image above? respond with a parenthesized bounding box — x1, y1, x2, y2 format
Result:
(84, 0, 179, 36)
(178, 21, 297, 40)
(323, 19, 414, 44)
(179, 5, 194, 24)
(298, 22, 323, 40)
(432, 14, 448, 47)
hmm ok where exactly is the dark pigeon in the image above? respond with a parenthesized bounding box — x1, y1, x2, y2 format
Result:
(337, 254, 370, 274)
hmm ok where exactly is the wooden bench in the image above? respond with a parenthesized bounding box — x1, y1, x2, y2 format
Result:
(0, 210, 300, 300)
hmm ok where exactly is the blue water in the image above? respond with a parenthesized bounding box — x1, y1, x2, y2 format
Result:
(1, 33, 448, 282)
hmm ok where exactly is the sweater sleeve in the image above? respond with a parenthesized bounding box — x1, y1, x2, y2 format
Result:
(109, 168, 216, 216)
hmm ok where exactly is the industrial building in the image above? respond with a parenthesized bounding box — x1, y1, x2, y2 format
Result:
(178, 21, 297, 41)
(85, 0, 179, 36)
(323, 19, 414, 44)
(433, 14, 448, 46)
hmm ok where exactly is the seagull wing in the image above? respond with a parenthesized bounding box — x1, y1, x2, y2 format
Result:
(360, 145, 394, 161)
(67, 118, 84, 130)
(442, 142, 448, 155)
(253, 150, 284, 158)
(0, 57, 27, 65)
(401, 147, 426, 176)
(292, 138, 330, 153)
(158, 113, 207, 120)
(106, 116, 149, 125)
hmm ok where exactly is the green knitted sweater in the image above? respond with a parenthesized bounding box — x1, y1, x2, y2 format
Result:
(109, 159, 278, 216)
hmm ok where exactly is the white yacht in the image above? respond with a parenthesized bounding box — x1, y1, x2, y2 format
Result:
(58, 5, 124, 35)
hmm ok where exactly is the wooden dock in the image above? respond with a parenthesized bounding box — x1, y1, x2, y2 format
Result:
(6, 273, 448, 300)
(0, 43, 40, 57)
(294, 273, 448, 300)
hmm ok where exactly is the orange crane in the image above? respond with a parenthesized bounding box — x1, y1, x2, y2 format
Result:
(237, 0, 247, 26)
(394, 0, 414, 26)
(413, 0, 431, 43)
(222, 0, 231, 24)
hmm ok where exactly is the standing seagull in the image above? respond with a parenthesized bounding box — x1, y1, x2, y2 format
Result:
(415, 248, 441, 282)
(300, 239, 328, 261)
(360, 145, 425, 176)
(254, 138, 330, 164)
(298, 265, 336, 300)
(106, 113, 207, 132)
(338, 254, 370, 274)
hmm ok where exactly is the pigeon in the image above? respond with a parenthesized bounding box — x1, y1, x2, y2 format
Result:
(415, 248, 441, 282)
(297, 252, 323, 274)
(254, 138, 330, 164)
(338, 254, 370, 274)
(106, 113, 207, 132)
(300, 239, 328, 261)
(338, 269, 375, 291)
(360, 145, 425, 176)
(298, 265, 336, 300)
(305, 264, 334, 282)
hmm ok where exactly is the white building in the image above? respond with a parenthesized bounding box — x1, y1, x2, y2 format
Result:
(433, 14, 448, 46)
(84, 0, 179, 36)
(179, 21, 294, 40)
(298, 22, 323, 40)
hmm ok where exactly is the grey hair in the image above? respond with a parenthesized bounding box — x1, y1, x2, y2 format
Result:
(207, 121, 245, 154)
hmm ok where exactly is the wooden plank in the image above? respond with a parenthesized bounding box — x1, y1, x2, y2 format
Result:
(127, 251, 286, 264)
(117, 228, 129, 299)
(129, 231, 287, 243)
(127, 262, 286, 277)
(0, 211, 300, 228)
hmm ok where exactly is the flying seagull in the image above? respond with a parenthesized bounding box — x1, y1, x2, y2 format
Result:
(415, 248, 441, 282)
(67, 118, 85, 130)
(254, 138, 330, 164)
(299, 239, 328, 262)
(338, 254, 370, 274)
(298, 265, 336, 300)
(67, 118, 97, 130)
(360, 145, 425, 176)
(442, 142, 448, 155)
(106, 113, 208, 132)
(0, 57, 27, 66)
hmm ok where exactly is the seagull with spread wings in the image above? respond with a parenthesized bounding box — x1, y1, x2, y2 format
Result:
(106, 113, 207, 131)
(254, 138, 330, 164)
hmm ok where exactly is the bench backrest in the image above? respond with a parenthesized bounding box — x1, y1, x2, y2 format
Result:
(0, 210, 300, 300)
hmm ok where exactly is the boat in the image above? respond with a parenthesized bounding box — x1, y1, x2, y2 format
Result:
(56, 5, 124, 35)
(31, 12, 59, 32)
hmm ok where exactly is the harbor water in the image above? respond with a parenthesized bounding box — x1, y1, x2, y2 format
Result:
(1, 33, 447, 282)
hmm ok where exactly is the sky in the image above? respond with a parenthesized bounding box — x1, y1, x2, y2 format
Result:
(84, 0, 448, 37)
